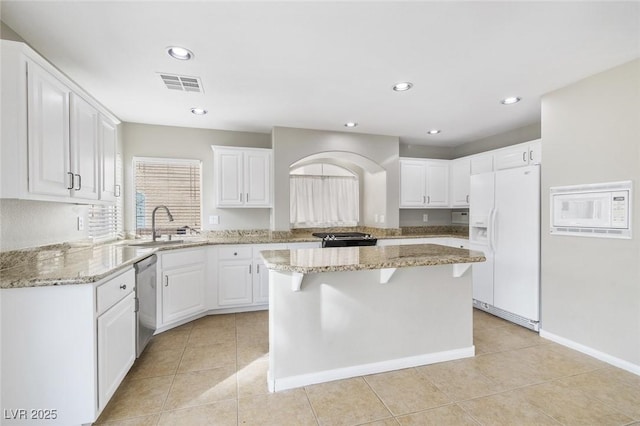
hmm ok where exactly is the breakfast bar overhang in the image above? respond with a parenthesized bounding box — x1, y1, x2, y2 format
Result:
(260, 244, 486, 392)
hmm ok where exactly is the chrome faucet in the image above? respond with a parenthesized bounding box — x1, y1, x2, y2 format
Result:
(151, 205, 174, 242)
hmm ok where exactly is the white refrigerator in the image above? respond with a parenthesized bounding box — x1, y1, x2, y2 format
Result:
(469, 165, 540, 330)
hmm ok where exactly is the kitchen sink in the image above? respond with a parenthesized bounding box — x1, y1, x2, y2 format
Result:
(126, 240, 185, 247)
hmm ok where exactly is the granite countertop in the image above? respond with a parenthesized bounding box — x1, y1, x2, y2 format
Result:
(0, 226, 469, 289)
(0, 244, 155, 289)
(260, 244, 485, 274)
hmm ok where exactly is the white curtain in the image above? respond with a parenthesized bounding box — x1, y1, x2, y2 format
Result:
(290, 175, 359, 227)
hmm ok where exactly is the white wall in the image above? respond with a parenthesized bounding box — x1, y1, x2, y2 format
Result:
(122, 123, 271, 233)
(272, 127, 399, 230)
(540, 59, 640, 370)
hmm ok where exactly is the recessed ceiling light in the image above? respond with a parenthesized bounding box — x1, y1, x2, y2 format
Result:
(393, 82, 413, 92)
(344, 122, 358, 128)
(427, 129, 441, 135)
(501, 96, 521, 105)
(167, 46, 194, 61)
(190, 107, 208, 115)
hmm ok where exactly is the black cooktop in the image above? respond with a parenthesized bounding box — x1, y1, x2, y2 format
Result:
(311, 232, 372, 239)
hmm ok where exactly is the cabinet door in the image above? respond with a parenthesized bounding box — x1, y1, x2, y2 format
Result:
(450, 158, 470, 206)
(99, 115, 118, 202)
(70, 94, 99, 200)
(218, 260, 252, 306)
(162, 265, 206, 324)
(425, 161, 449, 206)
(244, 150, 272, 207)
(471, 154, 493, 175)
(399, 160, 426, 207)
(27, 60, 72, 197)
(215, 149, 244, 206)
(97, 292, 135, 412)
(253, 260, 269, 304)
(528, 140, 542, 165)
(494, 144, 529, 170)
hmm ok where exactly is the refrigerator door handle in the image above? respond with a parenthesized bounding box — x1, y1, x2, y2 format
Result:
(489, 208, 497, 251)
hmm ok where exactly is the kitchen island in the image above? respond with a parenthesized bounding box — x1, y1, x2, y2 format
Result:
(260, 243, 486, 392)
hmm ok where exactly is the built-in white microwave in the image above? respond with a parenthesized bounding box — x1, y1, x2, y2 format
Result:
(550, 181, 632, 239)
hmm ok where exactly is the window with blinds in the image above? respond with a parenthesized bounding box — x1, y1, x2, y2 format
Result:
(89, 152, 123, 242)
(134, 157, 202, 236)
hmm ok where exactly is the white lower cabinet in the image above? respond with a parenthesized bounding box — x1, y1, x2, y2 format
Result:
(159, 248, 206, 327)
(97, 291, 135, 412)
(218, 260, 253, 306)
(215, 243, 287, 308)
(0, 267, 135, 425)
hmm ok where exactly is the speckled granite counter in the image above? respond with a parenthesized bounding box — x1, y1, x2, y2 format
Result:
(0, 226, 469, 289)
(260, 244, 485, 274)
(0, 244, 155, 289)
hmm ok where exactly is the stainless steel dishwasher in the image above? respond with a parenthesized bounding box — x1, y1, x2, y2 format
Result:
(134, 255, 157, 357)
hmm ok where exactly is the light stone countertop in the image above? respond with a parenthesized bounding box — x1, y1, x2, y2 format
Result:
(0, 227, 470, 289)
(260, 244, 486, 274)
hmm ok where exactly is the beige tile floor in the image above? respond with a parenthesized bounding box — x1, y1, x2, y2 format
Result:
(95, 309, 640, 426)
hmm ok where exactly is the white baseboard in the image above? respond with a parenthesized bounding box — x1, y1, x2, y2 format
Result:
(540, 329, 640, 376)
(269, 346, 475, 392)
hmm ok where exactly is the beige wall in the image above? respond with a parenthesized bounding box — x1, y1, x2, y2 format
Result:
(272, 127, 400, 230)
(453, 122, 541, 158)
(0, 20, 24, 42)
(540, 59, 640, 369)
(122, 123, 271, 233)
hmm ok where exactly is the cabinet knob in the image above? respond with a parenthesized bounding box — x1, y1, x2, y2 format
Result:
(234, 252, 238, 256)
(119, 284, 126, 290)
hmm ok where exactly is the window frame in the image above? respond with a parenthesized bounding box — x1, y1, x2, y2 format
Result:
(131, 156, 203, 237)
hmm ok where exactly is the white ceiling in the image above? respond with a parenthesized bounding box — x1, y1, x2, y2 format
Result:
(2, 1, 639, 147)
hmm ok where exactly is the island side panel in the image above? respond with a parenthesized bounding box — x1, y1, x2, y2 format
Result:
(268, 265, 473, 391)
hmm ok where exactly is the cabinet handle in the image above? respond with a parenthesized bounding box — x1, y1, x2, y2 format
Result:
(522, 152, 527, 162)
(249, 264, 252, 274)
(246, 193, 249, 202)
(67, 172, 74, 190)
(119, 284, 127, 290)
(257, 264, 260, 274)
(529, 150, 534, 161)
(240, 193, 243, 202)
(164, 276, 169, 287)
(423, 196, 426, 204)
(466, 195, 470, 203)
(427, 196, 430, 204)
(75, 174, 81, 190)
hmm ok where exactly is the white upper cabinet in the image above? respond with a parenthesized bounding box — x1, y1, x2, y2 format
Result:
(470, 154, 494, 175)
(27, 60, 72, 198)
(399, 159, 427, 207)
(494, 139, 542, 170)
(399, 158, 449, 208)
(450, 158, 471, 207)
(70, 93, 100, 200)
(99, 115, 118, 201)
(213, 146, 272, 208)
(0, 40, 120, 204)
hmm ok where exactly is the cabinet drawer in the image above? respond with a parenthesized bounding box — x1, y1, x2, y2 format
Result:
(218, 245, 252, 260)
(161, 248, 206, 269)
(97, 268, 135, 315)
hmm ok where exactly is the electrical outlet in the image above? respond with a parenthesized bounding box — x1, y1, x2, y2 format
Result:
(77, 216, 84, 231)
(379, 214, 385, 223)
(423, 214, 429, 222)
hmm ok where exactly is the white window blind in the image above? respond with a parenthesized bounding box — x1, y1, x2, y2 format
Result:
(88, 153, 123, 242)
(134, 157, 201, 236)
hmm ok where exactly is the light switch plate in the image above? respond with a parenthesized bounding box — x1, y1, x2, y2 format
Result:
(423, 214, 429, 222)
(77, 216, 84, 231)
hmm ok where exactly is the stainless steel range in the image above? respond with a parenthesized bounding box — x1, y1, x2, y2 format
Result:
(312, 232, 377, 248)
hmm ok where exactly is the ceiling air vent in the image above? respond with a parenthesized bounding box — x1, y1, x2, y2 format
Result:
(158, 73, 204, 93)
